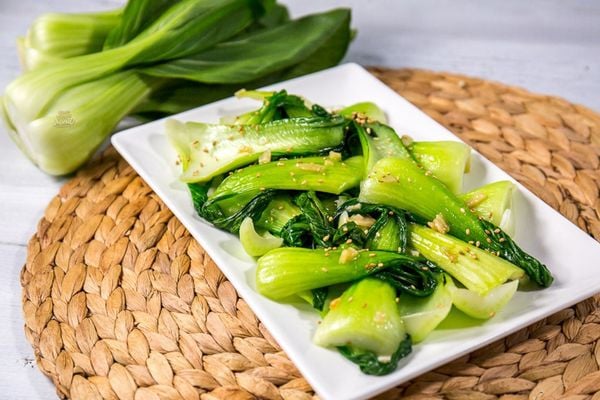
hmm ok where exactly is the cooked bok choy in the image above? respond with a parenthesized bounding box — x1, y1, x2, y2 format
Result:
(314, 278, 411, 375)
(360, 157, 552, 287)
(166, 89, 552, 376)
(167, 116, 347, 182)
(256, 247, 436, 300)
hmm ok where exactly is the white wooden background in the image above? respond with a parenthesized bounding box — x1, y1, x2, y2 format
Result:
(0, 1, 599, 398)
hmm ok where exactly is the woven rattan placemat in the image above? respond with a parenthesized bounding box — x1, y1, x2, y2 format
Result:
(21, 68, 600, 400)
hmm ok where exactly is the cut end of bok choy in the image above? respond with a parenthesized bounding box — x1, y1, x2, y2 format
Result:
(5, 70, 154, 175)
(314, 278, 411, 375)
(239, 217, 283, 256)
(167, 116, 347, 182)
(448, 278, 519, 319)
(460, 180, 516, 236)
(410, 141, 471, 194)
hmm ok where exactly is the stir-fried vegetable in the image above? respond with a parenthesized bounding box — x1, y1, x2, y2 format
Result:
(167, 116, 347, 182)
(314, 278, 411, 375)
(448, 278, 519, 319)
(239, 217, 283, 256)
(399, 274, 454, 343)
(410, 141, 471, 193)
(256, 248, 436, 300)
(460, 180, 516, 236)
(409, 224, 523, 295)
(164, 89, 552, 376)
(360, 157, 553, 287)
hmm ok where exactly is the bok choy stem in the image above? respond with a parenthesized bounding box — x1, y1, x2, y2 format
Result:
(314, 278, 411, 375)
(360, 157, 553, 287)
(168, 116, 347, 182)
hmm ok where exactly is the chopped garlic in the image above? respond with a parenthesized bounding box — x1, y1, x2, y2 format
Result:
(338, 247, 359, 264)
(258, 149, 272, 164)
(427, 213, 450, 234)
(349, 214, 377, 228)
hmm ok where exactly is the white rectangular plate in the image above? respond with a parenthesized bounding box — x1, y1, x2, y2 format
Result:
(112, 64, 600, 400)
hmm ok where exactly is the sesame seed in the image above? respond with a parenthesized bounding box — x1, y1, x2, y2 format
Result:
(486, 238, 492, 243)
(499, 237, 506, 243)
(322, 235, 330, 242)
(369, 253, 376, 257)
(465, 228, 471, 235)
(346, 239, 353, 244)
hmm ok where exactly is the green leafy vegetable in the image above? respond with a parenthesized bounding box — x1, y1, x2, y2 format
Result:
(410, 141, 471, 193)
(239, 217, 283, 256)
(311, 287, 329, 311)
(5, 1, 353, 175)
(209, 155, 364, 202)
(460, 180, 516, 235)
(142, 9, 351, 84)
(255, 195, 300, 234)
(103, 0, 176, 49)
(315, 280, 404, 356)
(256, 247, 436, 300)
(409, 224, 523, 295)
(19, 8, 122, 70)
(399, 274, 453, 343)
(338, 102, 387, 123)
(448, 278, 519, 319)
(338, 338, 412, 376)
(360, 157, 553, 287)
(313, 278, 410, 374)
(168, 116, 347, 182)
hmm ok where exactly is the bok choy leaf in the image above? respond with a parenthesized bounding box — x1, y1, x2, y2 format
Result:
(142, 9, 351, 84)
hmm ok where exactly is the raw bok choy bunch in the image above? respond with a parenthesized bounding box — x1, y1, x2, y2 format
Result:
(3, 0, 353, 175)
(167, 90, 553, 375)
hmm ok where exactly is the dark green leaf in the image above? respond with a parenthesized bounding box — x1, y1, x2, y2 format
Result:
(127, 0, 270, 65)
(372, 258, 439, 297)
(188, 183, 276, 233)
(338, 336, 412, 376)
(279, 9, 351, 79)
(104, 0, 178, 49)
(280, 215, 312, 247)
(311, 287, 329, 311)
(292, 191, 336, 248)
(140, 9, 351, 83)
(335, 199, 410, 253)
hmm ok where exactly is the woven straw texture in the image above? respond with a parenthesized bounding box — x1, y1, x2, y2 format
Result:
(21, 68, 600, 400)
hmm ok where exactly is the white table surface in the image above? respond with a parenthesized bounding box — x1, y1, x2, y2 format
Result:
(1, 1, 598, 398)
